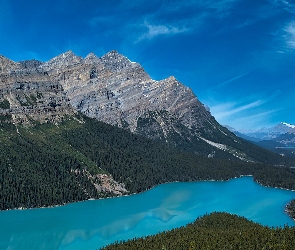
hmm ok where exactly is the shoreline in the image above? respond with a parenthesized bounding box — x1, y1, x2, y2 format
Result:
(285, 200, 295, 222)
(1, 174, 295, 224)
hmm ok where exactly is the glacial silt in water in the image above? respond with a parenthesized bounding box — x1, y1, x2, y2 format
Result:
(0, 177, 294, 250)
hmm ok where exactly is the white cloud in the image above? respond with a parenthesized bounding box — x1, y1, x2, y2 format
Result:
(136, 22, 190, 42)
(207, 93, 280, 130)
(266, 1, 295, 52)
(230, 109, 280, 132)
(212, 100, 263, 120)
(130, 0, 240, 43)
(88, 0, 240, 44)
(284, 21, 295, 49)
(218, 71, 252, 87)
(272, 0, 295, 13)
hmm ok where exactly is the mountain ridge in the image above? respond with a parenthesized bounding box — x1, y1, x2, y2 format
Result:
(229, 123, 295, 158)
(232, 122, 295, 140)
(0, 50, 291, 164)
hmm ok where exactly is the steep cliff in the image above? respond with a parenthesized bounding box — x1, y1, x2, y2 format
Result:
(42, 50, 213, 133)
(0, 55, 74, 124)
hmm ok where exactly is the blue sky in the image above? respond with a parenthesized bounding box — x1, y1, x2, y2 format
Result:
(1, 0, 295, 131)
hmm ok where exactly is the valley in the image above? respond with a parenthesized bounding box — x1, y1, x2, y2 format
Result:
(1, 50, 295, 249)
(1, 177, 295, 249)
(1, 51, 295, 211)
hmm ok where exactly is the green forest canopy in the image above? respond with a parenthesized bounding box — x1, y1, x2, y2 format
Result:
(102, 212, 295, 250)
(1, 114, 295, 211)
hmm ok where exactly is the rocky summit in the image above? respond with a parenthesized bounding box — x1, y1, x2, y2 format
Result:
(43, 51, 214, 135)
(0, 50, 284, 162)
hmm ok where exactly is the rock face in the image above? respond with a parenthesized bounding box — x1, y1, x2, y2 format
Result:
(41, 50, 214, 135)
(1, 51, 212, 131)
(0, 56, 74, 124)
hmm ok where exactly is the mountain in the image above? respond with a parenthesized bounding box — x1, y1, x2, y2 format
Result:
(255, 133, 295, 158)
(1, 50, 295, 210)
(0, 51, 293, 164)
(40, 50, 212, 136)
(230, 123, 295, 158)
(238, 122, 295, 140)
(1, 51, 293, 165)
(31, 51, 295, 163)
(225, 125, 262, 142)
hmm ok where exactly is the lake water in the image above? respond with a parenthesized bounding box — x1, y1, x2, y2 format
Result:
(1, 176, 295, 250)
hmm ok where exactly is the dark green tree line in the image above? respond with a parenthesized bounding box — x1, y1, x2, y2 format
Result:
(102, 212, 295, 250)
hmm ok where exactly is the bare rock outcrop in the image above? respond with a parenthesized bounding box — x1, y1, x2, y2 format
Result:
(0, 55, 20, 73)
(40, 50, 214, 137)
(1, 50, 247, 159)
(0, 56, 75, 124)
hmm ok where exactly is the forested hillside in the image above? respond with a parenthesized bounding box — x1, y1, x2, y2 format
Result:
(102, 212, 295, 250)
(0, 120, 112, 210)
(60, 116, 295, 193)
(1, 114, 295, 210)
(135, 110, 293, 165)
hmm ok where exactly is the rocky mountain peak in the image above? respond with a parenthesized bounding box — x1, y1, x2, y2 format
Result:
(54, 50, 211, 136)
(281, 122, 295, 130)
(39, 51, 83, 71)
(104, 50, 119, 56)
(20, 59, 42, 68)
(0, 55, 20, 73)
(19, 60, 43, 73)
(167, 75, 176, 81)
(84, 52, 100, 64)
(0, 51, 214, 134)
(100, 50, 135, 71)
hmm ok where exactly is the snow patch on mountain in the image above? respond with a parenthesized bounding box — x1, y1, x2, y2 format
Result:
(282, 122, 295, 129)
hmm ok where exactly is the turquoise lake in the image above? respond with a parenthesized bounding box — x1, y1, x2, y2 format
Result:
(1, 176, 295, 250)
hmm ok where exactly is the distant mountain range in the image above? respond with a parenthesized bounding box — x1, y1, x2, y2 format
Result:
(227, 123, 295, 158)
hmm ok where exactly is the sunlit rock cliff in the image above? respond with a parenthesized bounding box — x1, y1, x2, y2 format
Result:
(40, 51, 215, 137)
(0, 55, 74, 124)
